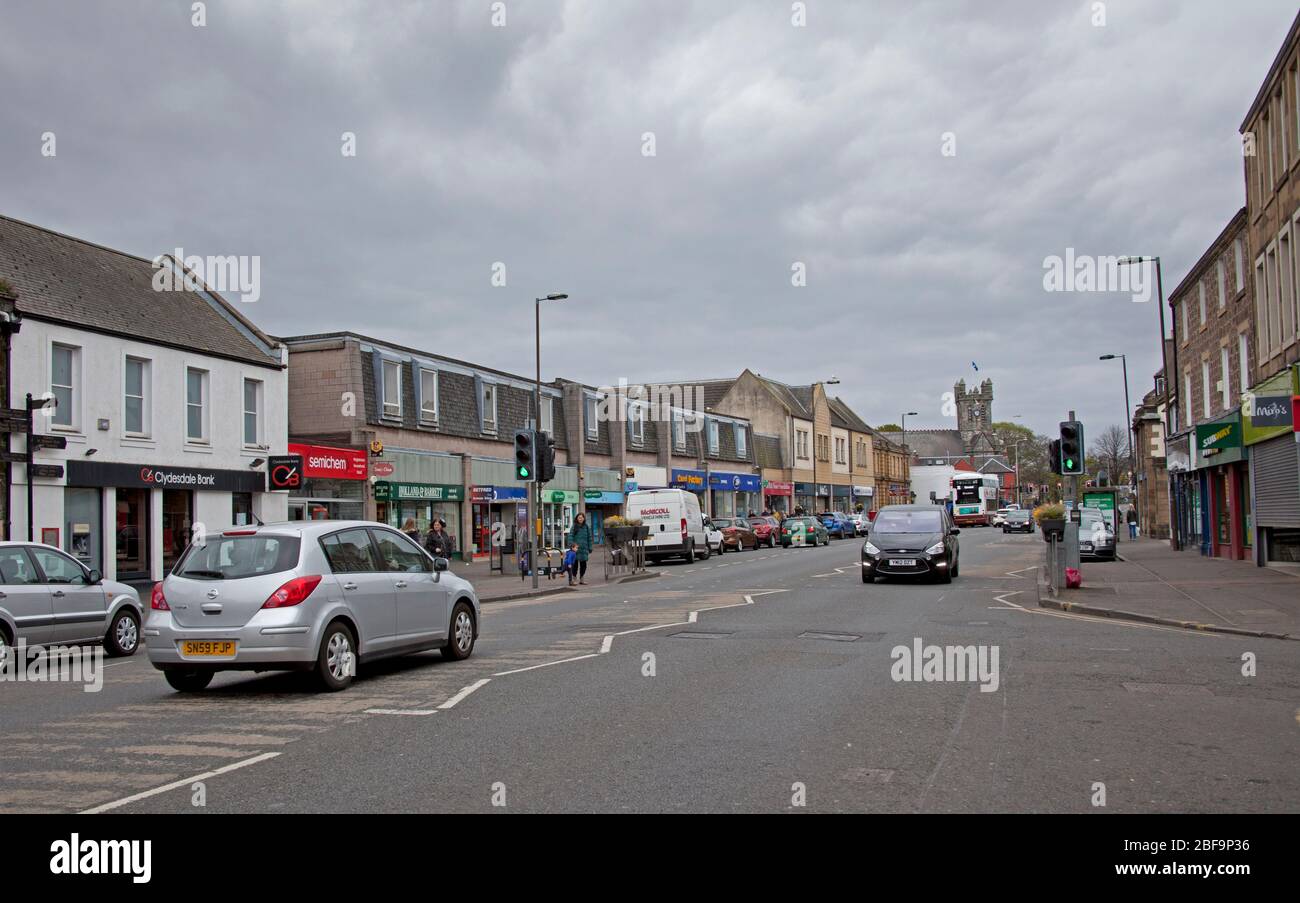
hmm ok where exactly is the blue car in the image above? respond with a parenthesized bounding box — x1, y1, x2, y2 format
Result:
(819, 512, 855, 540)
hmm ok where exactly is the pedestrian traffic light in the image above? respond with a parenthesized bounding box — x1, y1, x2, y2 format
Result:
(1058, 420, 1084, 476)
(513, 429, 536, 481)
(1048, 439, 1062, 475)
(537, 431, 557, 483)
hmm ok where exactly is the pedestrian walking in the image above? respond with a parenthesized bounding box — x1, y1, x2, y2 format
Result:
(425, 518, 455, 560)
(401, 517, 422, 545)
(566, 512, 594, 585)
(1127, 506, 1138, 539)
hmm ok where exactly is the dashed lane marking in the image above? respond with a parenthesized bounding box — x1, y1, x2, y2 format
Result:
(438, 678, 491, 709)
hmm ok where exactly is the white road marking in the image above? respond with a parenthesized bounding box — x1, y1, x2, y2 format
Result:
(439, 678, 491, 709)
(365, 708, 438, 716)
(80, 751, 282, 814)
(600, 635, 614, 654)
(991, 591, 1225, 637)
(493, 654, 601, 676)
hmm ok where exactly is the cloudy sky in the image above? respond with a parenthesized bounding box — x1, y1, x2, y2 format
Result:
(2, 0, 1294, 440)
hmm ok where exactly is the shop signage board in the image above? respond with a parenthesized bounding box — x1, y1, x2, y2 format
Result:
(1242, 368, 1300, 445)
(267, 455, 303, 491)
(288, 442, 368, 480)
(66, 460, 265, 492)
(1194, 413, 1243, 468)
(373, 481, 465, 502)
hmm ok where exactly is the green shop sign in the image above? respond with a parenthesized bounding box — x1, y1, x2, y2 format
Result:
(548, 490, 580, 504)
(374, 481, 465, 503)
(1193, 414, 1243, 468)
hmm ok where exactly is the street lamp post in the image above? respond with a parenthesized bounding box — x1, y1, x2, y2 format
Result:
(1117, 255, 1173, 547)
(1099, 354, 1136, 494)
(900, 412, 917, 506)
(531, 293, 568, 589)
(809, 377, 840, 514)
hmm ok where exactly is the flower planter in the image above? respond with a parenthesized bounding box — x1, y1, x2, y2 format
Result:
(1039, 518, 1065, 540)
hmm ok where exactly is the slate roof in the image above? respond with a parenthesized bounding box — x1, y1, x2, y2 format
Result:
(828, 396, 872, 433)
(904, 429, 966, 459)
(0, 214, 281, 368)
(753, 433, 785, 469)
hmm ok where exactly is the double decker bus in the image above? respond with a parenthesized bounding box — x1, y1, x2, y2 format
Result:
(951, 473, 1000, 527)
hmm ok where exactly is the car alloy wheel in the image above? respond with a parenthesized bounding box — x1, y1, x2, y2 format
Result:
(0, 631, 9, 671)
(106, 609, 139, 656)
(443, 601, 477, 661)
(326, 630, 353, 682)
(454, 609, 473, 654)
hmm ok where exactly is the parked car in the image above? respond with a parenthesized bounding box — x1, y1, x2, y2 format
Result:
(781, 516, 830, 547)
(145, 522, 481, 692)
(1079, 509, 1116, 560)
(861, 504, 961, 584)
(820, 512, 855, 539)
(847, 513, 869, 536)
(712, 517, 760, 551)
(701, 517, 726, 556)
(627, 489, 712, 562)
(747, 516, 780, 548)
(0, 542, 144, 662)
(1002, 509, 1034, 533)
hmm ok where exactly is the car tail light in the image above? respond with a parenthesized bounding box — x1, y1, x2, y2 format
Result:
(150, 582, 169, 611)
(262, 575, 323, 609)
(681, 517, 688, 539)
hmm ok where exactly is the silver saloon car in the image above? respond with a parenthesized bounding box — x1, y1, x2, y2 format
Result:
(145, 521, 481, 692)
(0, 541, 143, 664)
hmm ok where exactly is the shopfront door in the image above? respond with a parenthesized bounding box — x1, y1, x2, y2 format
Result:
(115, 488, 149, 580)
(162, 489, 193, 574)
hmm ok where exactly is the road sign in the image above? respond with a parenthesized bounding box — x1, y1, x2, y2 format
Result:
(29, 434, 67, 450)
(28, 464, 64, 479)
(0, 450, 28, 464)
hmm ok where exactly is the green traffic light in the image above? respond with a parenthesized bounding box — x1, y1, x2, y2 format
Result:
(519, 467, 530, 478)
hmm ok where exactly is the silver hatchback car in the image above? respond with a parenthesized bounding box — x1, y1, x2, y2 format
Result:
(145, 521, 481, 692)
(0, 541, 143, 664)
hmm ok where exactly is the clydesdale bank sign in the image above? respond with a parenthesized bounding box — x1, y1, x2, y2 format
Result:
(65, 460, 266, 493)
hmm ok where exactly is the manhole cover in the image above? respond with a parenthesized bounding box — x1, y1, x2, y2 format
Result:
(799, 631, 862, 642)
(670, 631, 733, 639)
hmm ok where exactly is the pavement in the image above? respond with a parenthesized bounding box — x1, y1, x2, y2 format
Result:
(3, 527, 1296, 814)
(447, 556, 660, 603)
(1038, 537, 1300, 640)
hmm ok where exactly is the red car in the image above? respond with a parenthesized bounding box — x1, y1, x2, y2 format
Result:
(746, 516, 780, 548)
(712, 517, 760, 551)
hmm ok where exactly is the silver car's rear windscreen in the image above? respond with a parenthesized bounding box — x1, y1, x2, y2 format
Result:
(174, 535, 302, 580)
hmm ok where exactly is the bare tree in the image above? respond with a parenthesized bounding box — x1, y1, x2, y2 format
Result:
(1089, 424, 1129, 485)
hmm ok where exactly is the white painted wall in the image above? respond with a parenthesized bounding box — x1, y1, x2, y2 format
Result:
(8, 319, 288, 580)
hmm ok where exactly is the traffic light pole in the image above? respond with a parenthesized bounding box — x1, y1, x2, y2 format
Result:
(532, 298, 540, 590)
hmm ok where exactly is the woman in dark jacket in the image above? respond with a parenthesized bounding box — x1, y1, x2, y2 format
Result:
(425, 519, 455, 560)
(566, 512, 594, 585)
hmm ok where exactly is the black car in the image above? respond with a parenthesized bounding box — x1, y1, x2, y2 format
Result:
(1002, 509, 1034, 533)
(861, 504, 960, 584)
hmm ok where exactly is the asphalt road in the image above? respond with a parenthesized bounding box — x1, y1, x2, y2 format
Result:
(2, 528, 1296, 813)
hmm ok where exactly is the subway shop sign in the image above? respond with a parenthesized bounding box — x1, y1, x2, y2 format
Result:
(373, 481, 464, 502)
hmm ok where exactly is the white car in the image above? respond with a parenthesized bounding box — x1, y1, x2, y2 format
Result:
(702, 517, 726, 556)
(992, 508, 1014, 527)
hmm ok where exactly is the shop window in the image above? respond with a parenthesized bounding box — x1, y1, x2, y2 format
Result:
(162, 490, 193, 573)
(124, 356, 150, 436)
(232, 492, 253, 527)
(115, 488, 149, 577)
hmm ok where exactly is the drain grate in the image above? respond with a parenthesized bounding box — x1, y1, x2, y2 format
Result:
(670, 631, 733, 639)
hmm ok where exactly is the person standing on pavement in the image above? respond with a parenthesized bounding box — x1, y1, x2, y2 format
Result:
(401, 517, 422, 544)
(566, 512, 594, 585)
(425, 518, 455, 560)
(1127, 505, 1138, 539)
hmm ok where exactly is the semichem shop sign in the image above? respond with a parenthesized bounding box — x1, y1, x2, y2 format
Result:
(66, 460, 266, 493)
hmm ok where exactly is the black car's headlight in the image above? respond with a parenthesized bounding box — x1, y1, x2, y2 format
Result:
(925, 542, 945, 555)
(863, 541, 881, 556)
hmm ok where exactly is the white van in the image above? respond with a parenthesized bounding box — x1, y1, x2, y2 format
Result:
(625, 488, 711, 562)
